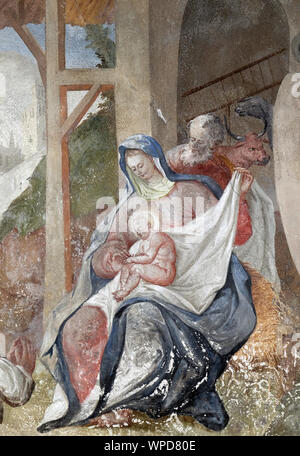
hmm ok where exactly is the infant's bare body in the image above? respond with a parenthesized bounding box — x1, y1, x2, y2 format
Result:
(113, 230, 176, 302)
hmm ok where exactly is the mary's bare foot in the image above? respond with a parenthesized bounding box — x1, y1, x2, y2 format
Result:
(87, 409, 133, 427)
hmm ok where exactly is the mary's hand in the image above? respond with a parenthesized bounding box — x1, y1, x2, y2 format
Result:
(92, 240, 130, 279)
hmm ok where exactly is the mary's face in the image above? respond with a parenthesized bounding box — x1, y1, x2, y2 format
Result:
(126, 149, 156, 182)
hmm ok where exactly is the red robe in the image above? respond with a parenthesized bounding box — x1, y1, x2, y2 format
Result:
(166, 150, 252, 246)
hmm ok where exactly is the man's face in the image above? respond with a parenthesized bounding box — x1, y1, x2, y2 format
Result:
(180, 121, 215, 166)
(189, 136, 210, 154)
(180, 135, 213, 166)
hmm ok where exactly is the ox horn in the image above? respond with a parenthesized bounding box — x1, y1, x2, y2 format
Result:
(224, 116, 245, 141)
(224, 116, 268, 141)
(256, 118, 268, 138)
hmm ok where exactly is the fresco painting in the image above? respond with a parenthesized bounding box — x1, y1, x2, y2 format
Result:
(0, 0, 299, 438)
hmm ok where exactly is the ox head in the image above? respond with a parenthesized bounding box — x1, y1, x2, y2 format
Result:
(231, 132, 271, 167)
(235, 96, 268, 120)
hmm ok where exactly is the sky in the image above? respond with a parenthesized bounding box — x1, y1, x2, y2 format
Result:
(0, 23, 115, 68)
(0, 23, 115, 148)
(0, 25, 45, 60)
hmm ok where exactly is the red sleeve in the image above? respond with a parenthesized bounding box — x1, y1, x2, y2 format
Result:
(163, 154, 253, 245)
(234, 197, 253, 245)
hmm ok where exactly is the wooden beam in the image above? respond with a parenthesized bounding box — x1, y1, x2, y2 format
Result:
(60, 87, 72, 292)
(12, 22, 46, 86)
(182, 48, 287, 98)
(44, 0, 65, 323)
(61, 83, 113, 140)
(58, 0, 66, 71)
(17, 0, 25, 23)
(185, 80, 282, 122)
(61, 84, 93, 91)
(58, 68, 116, 85)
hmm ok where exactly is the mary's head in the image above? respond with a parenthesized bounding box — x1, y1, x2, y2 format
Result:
(118, 135, 176, 199)
(125, 149, 163, 184)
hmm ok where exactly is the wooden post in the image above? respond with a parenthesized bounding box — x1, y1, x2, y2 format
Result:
(60, 87, 72, 293)
(43, 0, 155, 321)
(114, 0, 152, 188)
(44, 0, 66, 323)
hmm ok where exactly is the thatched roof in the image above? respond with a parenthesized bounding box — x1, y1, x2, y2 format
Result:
(0, 0, 115, 30)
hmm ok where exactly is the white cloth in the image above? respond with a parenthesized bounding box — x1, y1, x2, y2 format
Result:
(86, 172, 242, 332)
(0, 358, 33, 406)
(39, 172, 243, 427)
(39, 171, 245, 428)
(234, 180, 280, 290)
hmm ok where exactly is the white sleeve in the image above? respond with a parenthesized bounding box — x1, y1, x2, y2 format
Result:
(0, 358, 34, 406)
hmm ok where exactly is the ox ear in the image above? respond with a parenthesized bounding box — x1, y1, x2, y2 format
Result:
(224, 116, 245, 141)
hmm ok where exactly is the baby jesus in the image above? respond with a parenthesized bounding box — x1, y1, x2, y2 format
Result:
(112, 212, 176, 302)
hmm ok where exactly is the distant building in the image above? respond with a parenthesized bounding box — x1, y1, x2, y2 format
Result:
(22, 83, 46, 159)
(0, 131, 23, 172)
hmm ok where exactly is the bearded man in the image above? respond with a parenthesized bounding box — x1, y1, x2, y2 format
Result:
(165, 112, 288, 382)
(165, 114, 253, 247)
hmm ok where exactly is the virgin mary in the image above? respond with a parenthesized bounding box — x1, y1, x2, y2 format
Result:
(38, 134, 256, 433)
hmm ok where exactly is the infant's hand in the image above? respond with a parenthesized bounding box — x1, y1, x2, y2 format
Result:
(125, 257, 135, 263)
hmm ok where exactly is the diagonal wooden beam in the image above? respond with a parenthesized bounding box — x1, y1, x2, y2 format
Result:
(185, 80, 282, 122)
(61, 82, 113, 140)
(12, 22, 46, 86)
(182, 48, 287, 98)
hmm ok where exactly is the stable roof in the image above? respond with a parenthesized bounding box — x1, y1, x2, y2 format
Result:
(0, 0, 114, 29)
